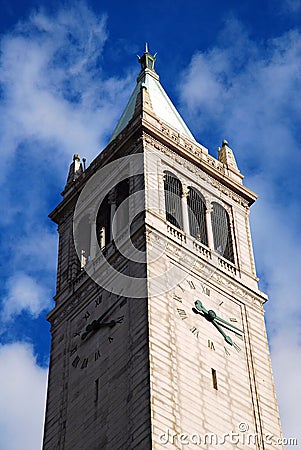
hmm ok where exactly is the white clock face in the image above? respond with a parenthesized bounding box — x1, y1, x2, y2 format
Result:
(172, 277, 245, 359)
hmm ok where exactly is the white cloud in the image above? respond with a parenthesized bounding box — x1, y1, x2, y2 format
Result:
(0, 3, 133, 183)
(250, 184, 301, 446)
(0, 342, 48, 450)
(0, 6, 135, 447)
(179, 18, 301, 446)
(270, 335, 301, 446)
(1, 273, 51, 322)
(13, 227, 58, 272)
(281, 0, 301, 13)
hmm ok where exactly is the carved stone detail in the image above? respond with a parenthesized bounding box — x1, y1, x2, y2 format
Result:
(149, 230, 265, 311)
(144, 134, 249, 208)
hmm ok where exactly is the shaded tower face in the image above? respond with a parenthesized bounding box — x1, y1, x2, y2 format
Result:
(43, 49, 283, 450)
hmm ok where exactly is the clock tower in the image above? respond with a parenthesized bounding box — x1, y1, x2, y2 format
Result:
(43, 48, 283, 449)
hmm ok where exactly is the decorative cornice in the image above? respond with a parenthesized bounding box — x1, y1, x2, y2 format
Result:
(144, 134, 249, 209)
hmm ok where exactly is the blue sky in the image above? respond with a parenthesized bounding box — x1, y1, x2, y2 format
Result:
(0, 1, 300, 448)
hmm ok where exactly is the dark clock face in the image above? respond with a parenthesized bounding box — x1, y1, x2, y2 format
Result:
(172, 278, 245, 358)
(69, 293, 127, 370)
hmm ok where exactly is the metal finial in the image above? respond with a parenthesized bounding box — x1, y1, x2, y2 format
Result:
(138, 44, 157, 72)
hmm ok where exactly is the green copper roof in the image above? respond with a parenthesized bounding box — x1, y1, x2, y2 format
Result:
(109, 48, 195, 142)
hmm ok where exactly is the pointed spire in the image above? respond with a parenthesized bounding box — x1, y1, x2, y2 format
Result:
(109, 47, 195, 143)
(65, 153, 83, 188)
(218, 140, 238, 170)
(218, 140, 244, 183)
(138, 44, 157, 72)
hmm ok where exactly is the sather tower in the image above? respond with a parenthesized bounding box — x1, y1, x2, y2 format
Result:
(43, 48, 283, 449)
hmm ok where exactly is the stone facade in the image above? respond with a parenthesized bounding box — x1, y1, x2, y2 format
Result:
(43, 49, 283, 449)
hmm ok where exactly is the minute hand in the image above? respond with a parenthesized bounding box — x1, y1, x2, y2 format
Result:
(96, 296, 124, 324)
(213, 316, 243, 335)
(193, 300, 243, 336)
(82, 296, 124, 340)
(211, 320, 233, 345)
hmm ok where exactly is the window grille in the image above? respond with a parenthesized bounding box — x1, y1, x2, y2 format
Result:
(163, 171, 183, 230)
(211, 202, 234, 263)
(187, 187, 208, 246)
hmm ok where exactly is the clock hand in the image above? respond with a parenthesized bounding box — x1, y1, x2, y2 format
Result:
(193, 300, 241, 344)
(96, 296, 124, 323)
(91, 320, 116, 331)
(211, 320, 233, 346)
(206, 309, 243, 335)
(193, 300, 208, 314)
(193, 300, 243, 335)
(213, 316, 243, 335)
(81, 296, 124, 340)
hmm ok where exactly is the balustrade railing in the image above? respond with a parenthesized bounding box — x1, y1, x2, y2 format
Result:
(218, 257, 237, 275)
(167, 224, 186, 243)
(193, 241, 211, 259)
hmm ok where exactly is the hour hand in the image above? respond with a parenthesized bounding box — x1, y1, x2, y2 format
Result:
(81, 319, 116, 340)
(211, 320, 233, 345)
(93, 319, 116, 330)
(192, 300, 207, 315)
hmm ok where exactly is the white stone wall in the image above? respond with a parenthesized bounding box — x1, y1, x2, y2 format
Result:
(144, 139, 283, 449)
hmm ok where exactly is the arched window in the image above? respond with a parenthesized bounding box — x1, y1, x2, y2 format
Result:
(96, 178, 130, 249)
(211, 202, 234, 263)
(163, 171, 183, 230)
(187, 187, 208, 246)
(96, 192, 111, 249)
(76, 215, 91, 268)
(115, 178, 130, 235)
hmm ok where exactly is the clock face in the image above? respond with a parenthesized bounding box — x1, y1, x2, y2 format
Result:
(172, 277, 245, 359)
(68, 293, 127, 370)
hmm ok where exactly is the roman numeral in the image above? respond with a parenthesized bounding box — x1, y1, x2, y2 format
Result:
(173, 294, 182, 303)
(81, 358, 89, 369)
(177, 308, 188, 320)
(95, 296, 102, 307)
(94, 350, 101, 361)
(224, 346, 230, 357)
(233, 342, 241, 352)
(73, 331, 81, 337)
(190, 327, 199, 339)
(83, 311, 90, 321)
(208, 340, 215, 350)
(201, 284, 210, 296)
(187, 280, 195, 289)
(72, 356, 80, 368)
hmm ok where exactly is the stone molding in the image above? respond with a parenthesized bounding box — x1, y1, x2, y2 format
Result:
(144, 134, 249, 209)
(149, 229, 265, 311)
